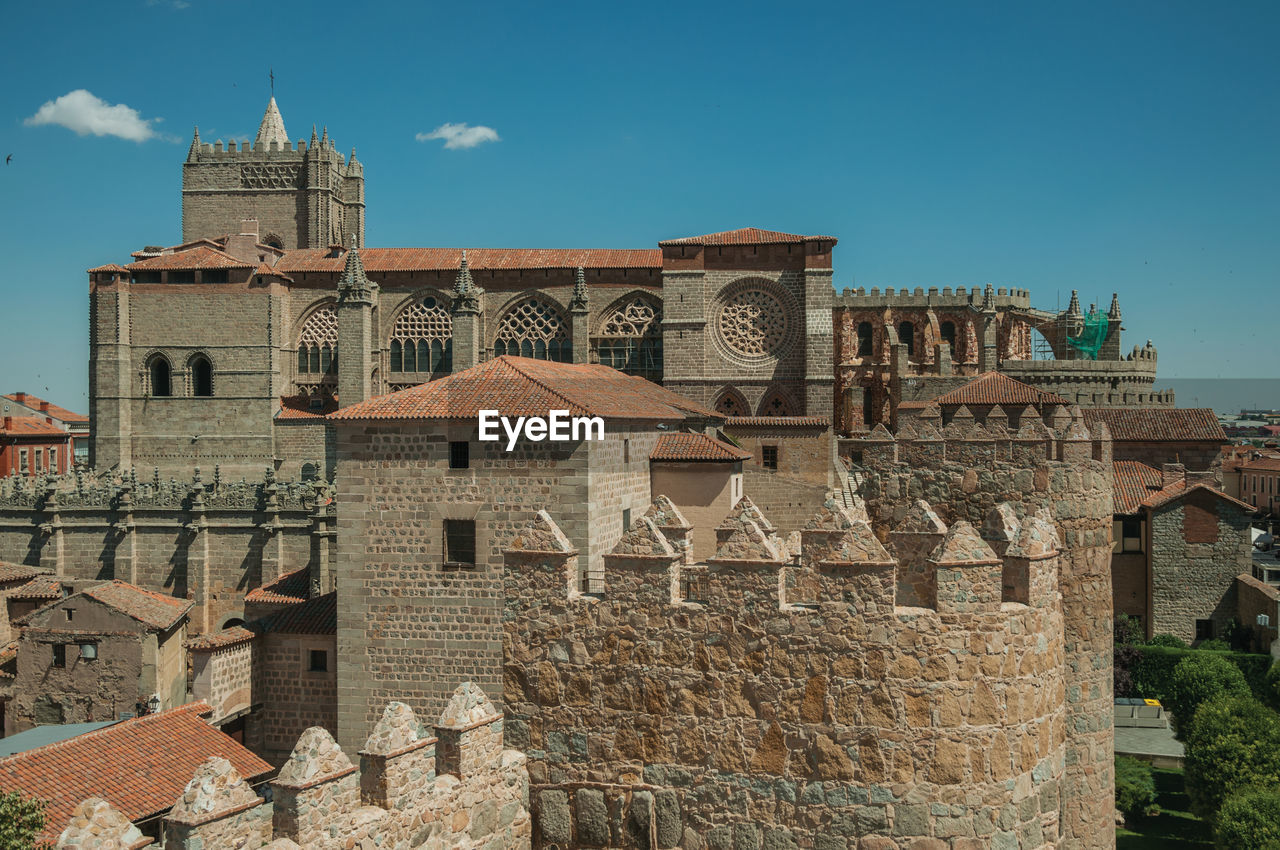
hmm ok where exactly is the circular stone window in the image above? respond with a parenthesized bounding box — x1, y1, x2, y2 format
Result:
(716, 288, 789, 359)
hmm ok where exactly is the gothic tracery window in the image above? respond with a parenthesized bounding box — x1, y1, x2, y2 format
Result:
(390, 297, 452, 375)
(758, 392, 795, 417)
(493, 298, 571, 362)
(596, 297, 662, 381)
(856, 322, 874, 357)
(714, 391, 747, 418)
(296, 306, 338, 393)
(717, 289, 788, 358)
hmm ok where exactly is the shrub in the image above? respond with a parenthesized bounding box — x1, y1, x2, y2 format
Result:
(1115, 614, 1143, 646)
(1222, 617, 1253, 653)
(1114, 756, 1158, 819)
(1198, 638, 1231, 652)
(1185, 694, 1280, 821)
(1147, 633, 1187, 648)
(1164, 653, 1249, 739)
(1214, 786, 1280, 849)
(0, 790, 48, 850)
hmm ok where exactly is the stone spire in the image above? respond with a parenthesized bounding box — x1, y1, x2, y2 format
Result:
(254, 97, 289, 150)
(452, 251, 480, 314)
(337, 235, 375, 302)
(320, 125, 330, 149)
(570, 266, 588, 311)
(1066, 289, 1082, 318)
(1108, 292, 1122, 322)
(981, 282, 996, 313)
(187, 126, 201, 160)
(309, 124, 319, 149)
(347, 147, 362, 176)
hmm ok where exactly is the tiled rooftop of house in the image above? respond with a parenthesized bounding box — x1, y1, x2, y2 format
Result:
(724, 416, 830, 428)
(0, 701, 272, 843)
(929, 372, 1070, 408)
(188, 591, 335, 652)
(1112, 461, 1165, 515)
(1241, 456, 1280, 473)
(278, 246, 662, 273)
(126, 245, 254, 271)
(0, 416, 69, 437)
(7, 576, 62, 600)
(651, 433, 752, 463)
(82, 581, 193, 631)
(276, 394, 340, 420)
(331, 356, 721, 422)
(1082, 408, 1226, 443)
(0, 562, 49, 585)
(657, 227, 837, 247)
(2, 393, 89, 425)
(244, 566, 311, 604)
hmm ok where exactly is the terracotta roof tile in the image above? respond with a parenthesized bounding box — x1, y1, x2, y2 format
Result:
(2, 394, 88, 425)
(276, 394, 339, 420)
(1241, 457, 1280, 473)
(723, 416, 829, 428)
(331, 356, 720, 423)
(658, 227, 837, 247)
(189, 591, 334, 652)
(82, 581, 193, 631)
(930, 373, 1069, 407)
(1140, 480, 1255, 512)
(0, 702, 272, 842)
(0, 563, 49, 585)
(185, 626, 255, 652)
(1112, 461, 1164, 515)
(126, 245, 253, 271)
(86, 263, 129, 274)
(278, 247, 661, 273)
(651, 433, 751, 463)
(8, 576, 63, 600)
(1081, 408, 1226, 443)
(0, 416, 69, 437)
(244, 567, 310, 604)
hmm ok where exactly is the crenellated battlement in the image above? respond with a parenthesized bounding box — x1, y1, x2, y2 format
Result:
(834, 284, 1032, 309)
(55, 684, 530, 850)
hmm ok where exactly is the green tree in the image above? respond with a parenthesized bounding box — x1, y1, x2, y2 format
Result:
(1184, 694, 1280, 821)
(1164, 653, 1249, 740)
(1114, 755, 1157, 820)
(0, 791, 48, 850)
(1147, 633, 1188, 648)
(1214, 786, 1280, 849)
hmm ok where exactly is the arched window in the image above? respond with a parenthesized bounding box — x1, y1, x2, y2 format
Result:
(262, 232, 285, 250)
(191, 355, 213, 397)
(296, 306, 338, 392)
(856, 322, 874, 357)
(940, 321, 956, 353)
(758, 392, 795, 417)
(390, 297, 453, 374)
(493, 298, 570, 362)
(596, 297, 662, 381)
(898, 321, 915, 357)
(148, 356, 172, 397)
(714, 390, 747, 418)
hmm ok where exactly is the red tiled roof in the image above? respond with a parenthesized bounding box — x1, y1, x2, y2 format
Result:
(126, 245, 254, 271)
(0, 563, 48, 585)
(1140, 479, 1256, 512)
(723, 416, 830, 428)
(331, 356, 720, 423)
(0, 416, 69, 437)
(244, 567, 310, 604)
(0, 701, 272, 842)
(1241, 457, 1280, 473)
(186, 625, 255, 652)
(8, 576, 62, 600)
(255, 591, 335, 636)
(930, 372, 1069, 407)
(254, 262, 293, 281)
(651, 433, 751, 463)
(276, 394, 339, 420)
(3, 394, 88, 425)
(1081, 408, 1226, 443)
(1112, 461, 1164, 515)
(86, 263, 129, 274)
(278, 247, 662, 273)
(658, 227, 837, 247)
(82, 581, 192, 631)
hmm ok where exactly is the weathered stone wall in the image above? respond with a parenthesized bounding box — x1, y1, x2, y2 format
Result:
(252, 631, 338, 765)
(1149, 491, 1253, 643)
(191, 637, 253, 722)
(504, 498, 1071, 849)
(57, 685, 531, 850)
(12, 629, 142, 728)
(0, 470, 333, 633)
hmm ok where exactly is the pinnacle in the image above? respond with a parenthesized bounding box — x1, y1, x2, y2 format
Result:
(454, 250, 474, 295)
(255, 97, 289, 150)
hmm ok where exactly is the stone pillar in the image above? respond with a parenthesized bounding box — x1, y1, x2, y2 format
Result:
(450, 251, 482, 372)
(114, 481, 137, 585)
(435, 682, 504, 779)
(929, 520, 1002, 615)
(88, 271, 132, 471)
(271, 727, 362, 846)
(259, 469, 283, 585)
(57, 798, 152, 849)
(335, 241, 376, 409)
(164, 757, 271, 849)
(360, 701, 437, 810)
(38, 482, 64, 577)
(185, 470, 210, 635)
(309, 482, 334, 596)
(569, 265, 590, 364)
(888, 500, 947, 608)
(803, 265, 835, 418)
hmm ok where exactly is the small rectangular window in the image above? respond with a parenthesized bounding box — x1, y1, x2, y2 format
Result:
(449, 441, 469, 470)
(49, 448, 57, 472)
(1121, 518, 1143, 553)
(1196, 619, 1214, 641)
(444, 519, 476, 567)
(64, 608, 74, 622)
(762, 445, 779, 470)
(309, 649, 328, 672)
(80, 643, 97, 661)
(19, 449, 28, 472)
(622, 508, 632, 531)
(202, 270, 228, 284)
(624, 439, 630, 463)
(52, 644, 66, 668)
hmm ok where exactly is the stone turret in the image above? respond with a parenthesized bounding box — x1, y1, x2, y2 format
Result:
(336, 238, 376, 408)
(570, 265, 590, 364)
(449, 250, 482, 371)
(254, 97, 289, 150)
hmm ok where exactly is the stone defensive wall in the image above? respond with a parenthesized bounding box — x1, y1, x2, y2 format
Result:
(501, 491, 1081, 849)
(833, 286, 1033, 309)
(56, 683, 531, 850)
(844, 419, 1116, 850)
(0, 468, 333, 632)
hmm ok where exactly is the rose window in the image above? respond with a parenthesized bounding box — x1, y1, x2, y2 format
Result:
(717, 289, 787, 358)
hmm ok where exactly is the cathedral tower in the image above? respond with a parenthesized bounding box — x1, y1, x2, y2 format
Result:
(181, 98, 365, 250)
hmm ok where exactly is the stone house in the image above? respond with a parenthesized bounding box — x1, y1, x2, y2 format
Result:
(1, 393, 89, 466)
(1083, 407, 1227, 471)
(721, 416, 836, 532)
(4, 580, 191, 733)
(648, 431, 750, 561)
(1239, 454, 1280, 517)
(0, 562, 50, 647)
(1111, 460, 1255, 642)
(0, 415, 72, 477)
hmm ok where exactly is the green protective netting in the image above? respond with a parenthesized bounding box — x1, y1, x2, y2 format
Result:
(1066, 308, 1109, 360)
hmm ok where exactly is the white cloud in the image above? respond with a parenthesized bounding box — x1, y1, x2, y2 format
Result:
(24, 90, 164, 142)
(416, 122, 500, 150)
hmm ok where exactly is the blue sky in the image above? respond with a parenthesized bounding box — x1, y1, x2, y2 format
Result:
(1, 0, 1276, 410)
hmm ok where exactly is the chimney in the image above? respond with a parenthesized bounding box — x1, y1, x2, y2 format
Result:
(3, 416, 10, 430)
(13, 392, 25, 403)
(39, 401, 49, 412)
(1162, 463, 1186, 489)
(240, 219, 259, 237)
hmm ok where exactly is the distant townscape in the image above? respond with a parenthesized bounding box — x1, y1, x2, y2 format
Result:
(0, 98, 1275, 850)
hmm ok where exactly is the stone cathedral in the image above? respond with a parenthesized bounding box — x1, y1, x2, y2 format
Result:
(87, 98, 1164, 478)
